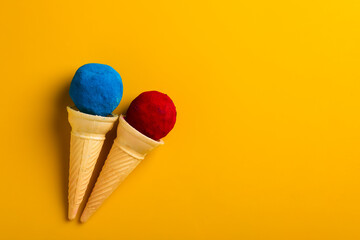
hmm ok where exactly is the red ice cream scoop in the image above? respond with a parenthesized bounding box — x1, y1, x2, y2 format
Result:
(125, 91, 177, 141)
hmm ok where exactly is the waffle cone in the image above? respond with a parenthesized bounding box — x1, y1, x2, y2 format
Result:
(67, 107, 118, 220)
(80, 115, 163, 222)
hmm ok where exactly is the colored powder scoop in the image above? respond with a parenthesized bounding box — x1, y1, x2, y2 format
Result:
(69, 63, 123, 116)
(126, 91, 177, 140)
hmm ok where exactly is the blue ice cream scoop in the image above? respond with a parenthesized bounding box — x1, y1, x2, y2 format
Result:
(69, 63, 123, 116)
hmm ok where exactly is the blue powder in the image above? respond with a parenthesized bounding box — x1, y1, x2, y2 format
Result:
(69, 63, 123, 116)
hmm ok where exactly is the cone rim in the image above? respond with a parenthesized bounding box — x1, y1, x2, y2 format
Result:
(67, 106, 118, 122)
(119, 115, 164, 146)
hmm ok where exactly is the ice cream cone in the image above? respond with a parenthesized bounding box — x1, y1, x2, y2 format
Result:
(67, 106, 118, 220)
(80, 115, 163, 222)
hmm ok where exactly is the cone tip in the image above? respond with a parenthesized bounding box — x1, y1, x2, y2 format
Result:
(79, 216, 87, 223)
(68, 205, 78, 220)
(80, 210, 91, 223)
(80, 214, 89, 223)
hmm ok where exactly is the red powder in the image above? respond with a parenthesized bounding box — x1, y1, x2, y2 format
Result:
(125, 91, 177, 141)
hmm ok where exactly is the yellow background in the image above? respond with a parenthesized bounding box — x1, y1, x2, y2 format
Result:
(1, 0, 360, 239)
